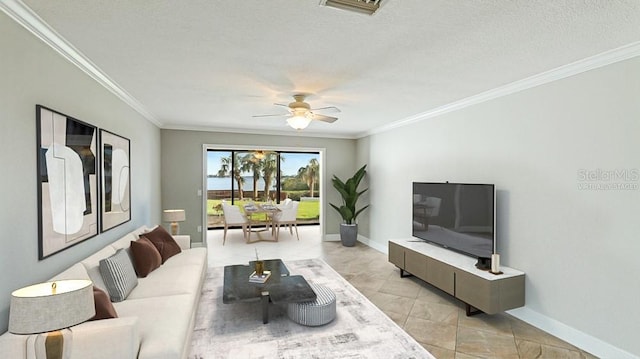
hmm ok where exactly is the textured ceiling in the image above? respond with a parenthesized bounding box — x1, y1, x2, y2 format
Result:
(17, 0, 640, 137)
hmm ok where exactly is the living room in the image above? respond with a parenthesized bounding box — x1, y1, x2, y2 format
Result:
(1, 1, 640, 358)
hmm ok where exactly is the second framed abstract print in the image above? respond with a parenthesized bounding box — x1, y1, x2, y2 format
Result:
(100, 129, 131, 232)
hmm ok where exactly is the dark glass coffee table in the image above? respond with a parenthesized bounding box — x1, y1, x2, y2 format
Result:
(223, 259, 317, 323)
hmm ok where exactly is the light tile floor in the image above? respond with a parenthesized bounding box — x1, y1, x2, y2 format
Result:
(207, 226, 598, 359)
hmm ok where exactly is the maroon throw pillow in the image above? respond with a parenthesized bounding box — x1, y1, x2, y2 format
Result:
(130, 237, 162, 277)
(90, 287, 118, 321)
(141, 226, 182, 263)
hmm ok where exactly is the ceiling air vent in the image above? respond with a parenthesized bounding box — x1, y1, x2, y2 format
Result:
(321, 0, 382, 15)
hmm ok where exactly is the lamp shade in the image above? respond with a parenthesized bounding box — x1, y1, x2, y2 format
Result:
(163, 209, 186, 222)
(9, 280, 94, 334)
(287, 115, 312, 130)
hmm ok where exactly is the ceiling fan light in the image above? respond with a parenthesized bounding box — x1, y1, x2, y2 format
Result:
(323, 0, 381, 15)
(287, 115, 312, 130)
(253, 150, 265, 160)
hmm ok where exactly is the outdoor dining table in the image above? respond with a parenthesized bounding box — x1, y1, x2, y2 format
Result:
(243, 203, 281, 243)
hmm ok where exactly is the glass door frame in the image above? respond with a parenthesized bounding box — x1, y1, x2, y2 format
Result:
(201, 144, 326, 246)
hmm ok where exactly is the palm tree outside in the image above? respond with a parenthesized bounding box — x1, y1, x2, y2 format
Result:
(243, 153, 263, 200)
(207, 150, 321, 228)
(262, 152, 280, 201)
(297, 158, 319, 197)
(217, 153, 245, 200)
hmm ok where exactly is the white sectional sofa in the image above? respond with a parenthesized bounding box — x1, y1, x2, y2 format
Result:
(0, 225, 208, 359)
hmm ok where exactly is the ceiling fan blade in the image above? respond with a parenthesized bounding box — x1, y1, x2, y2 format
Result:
(310, 106, 341, 114)
(311, 114, 338, 123)
(274, 103, 291, 108)
(252, 113, 290, 118)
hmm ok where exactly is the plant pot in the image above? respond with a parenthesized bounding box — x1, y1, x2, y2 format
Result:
(340, 224, 358, 247)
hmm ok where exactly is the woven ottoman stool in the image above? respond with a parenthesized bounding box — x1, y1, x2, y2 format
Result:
(287, 283, 336, 326)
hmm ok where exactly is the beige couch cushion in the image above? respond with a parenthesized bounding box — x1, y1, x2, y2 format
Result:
(49, 263, 91, 282)
(127, 264, 203, 300)
(113, 295, 194, 359)
(110, 226, 148, 251)
(161, 247, 207, 268)
(70, 317, 139, 359)
(110, 232, 138, 251)
(0, 317, 140, 359)
(81, 246, 117, 292)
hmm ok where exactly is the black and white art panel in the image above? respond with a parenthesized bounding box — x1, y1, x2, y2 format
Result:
(37, 105, 98, 259)
(100, 129, 131, 232)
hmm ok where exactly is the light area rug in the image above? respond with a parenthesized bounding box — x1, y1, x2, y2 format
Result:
(189, 258, 435, 359)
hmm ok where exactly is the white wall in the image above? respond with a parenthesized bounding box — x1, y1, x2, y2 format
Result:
(0, 12, 162, 332)
(360, 56, 640, 356)
(160, 129, 357, 243)
(355, 136, 371, 238)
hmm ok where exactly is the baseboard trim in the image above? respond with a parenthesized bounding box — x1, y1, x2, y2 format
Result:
(324, 234, 388, 254)
(324, 234, 340, 242)
(356, 235, 387, 254)
(507, 307, 637, 359)
(351, 237, 637, 358)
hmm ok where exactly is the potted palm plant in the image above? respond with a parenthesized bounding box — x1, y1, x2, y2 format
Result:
(330, 165, 369, 247)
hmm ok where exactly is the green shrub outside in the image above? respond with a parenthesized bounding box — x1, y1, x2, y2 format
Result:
(207, 198, 319, 220)
(281, 177, 319, 193)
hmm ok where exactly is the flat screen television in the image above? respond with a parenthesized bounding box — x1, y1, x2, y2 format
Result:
(412, 182, 495, 260)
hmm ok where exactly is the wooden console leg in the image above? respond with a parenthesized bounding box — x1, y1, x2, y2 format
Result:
(465, 303, 483, 317)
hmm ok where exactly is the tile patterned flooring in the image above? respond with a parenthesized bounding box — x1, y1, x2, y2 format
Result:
(207, 226, 598, 359)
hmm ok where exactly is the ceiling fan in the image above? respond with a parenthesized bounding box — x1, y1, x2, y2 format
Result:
(253, 94, 340, 130)
(251, 150, 275, 161)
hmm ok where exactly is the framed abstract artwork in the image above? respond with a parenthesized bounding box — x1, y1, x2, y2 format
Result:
(36, 105, 99, 259)
(100, 129, 131, 232)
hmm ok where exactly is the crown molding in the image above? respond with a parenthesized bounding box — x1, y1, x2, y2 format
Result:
(5, 0, 638, 138)
(161, 123, 359, 140)
(0, 0, 161, 126)
(364, 41, 640, 138)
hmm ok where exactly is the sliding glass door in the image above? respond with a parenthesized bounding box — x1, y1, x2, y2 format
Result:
(280, 152, 320, 225)
(206, 149, 320, 229)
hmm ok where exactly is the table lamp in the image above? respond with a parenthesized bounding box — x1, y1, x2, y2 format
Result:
(163, 209, 186, 235)
(9, 279, 95, 359)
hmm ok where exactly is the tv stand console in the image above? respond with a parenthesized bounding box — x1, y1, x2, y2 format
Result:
(388, 238, 525, 315)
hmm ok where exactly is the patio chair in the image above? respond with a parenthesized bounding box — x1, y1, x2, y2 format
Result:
(271, 200, 300, 241)
(221, 202, 249, 244)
